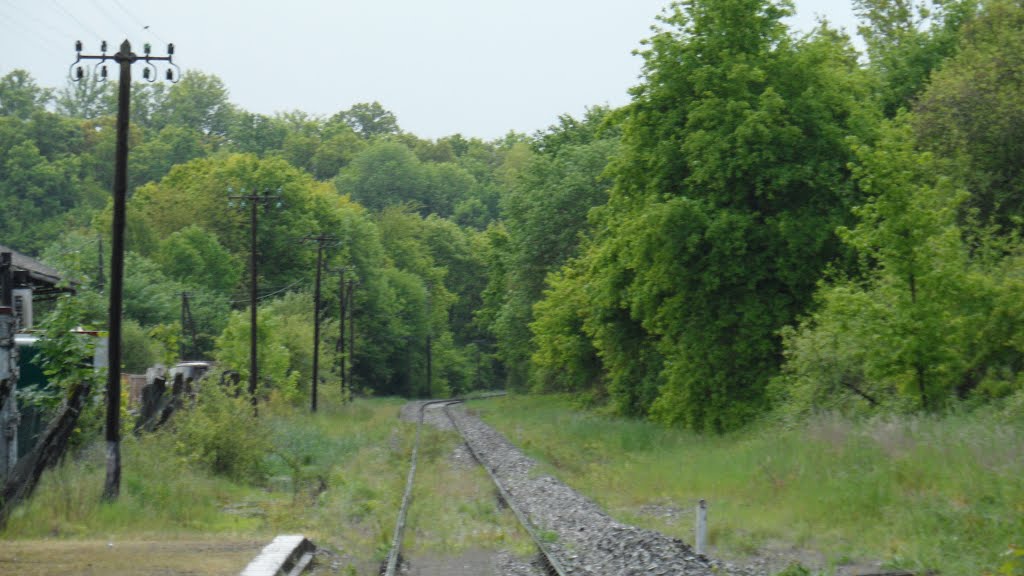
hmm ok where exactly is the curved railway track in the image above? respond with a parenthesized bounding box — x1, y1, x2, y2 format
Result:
(382, 397, 565, 576)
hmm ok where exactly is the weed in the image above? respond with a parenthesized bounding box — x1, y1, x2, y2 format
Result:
(475, 394, 1024, 574)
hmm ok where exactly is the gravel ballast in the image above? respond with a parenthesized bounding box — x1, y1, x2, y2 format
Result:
(402, 400, 767, 576)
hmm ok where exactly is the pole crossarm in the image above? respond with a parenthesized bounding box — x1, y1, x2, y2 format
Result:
(70, 40, 180, 83)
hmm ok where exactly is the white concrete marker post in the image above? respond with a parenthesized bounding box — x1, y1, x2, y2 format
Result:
(695, 499, 708, 556)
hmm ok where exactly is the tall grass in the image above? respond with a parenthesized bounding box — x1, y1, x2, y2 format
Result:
(474, 395, 1024, 574)
(2, 396, 534, 575)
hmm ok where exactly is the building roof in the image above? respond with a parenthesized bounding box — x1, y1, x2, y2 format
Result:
(0, 244, 68, 295)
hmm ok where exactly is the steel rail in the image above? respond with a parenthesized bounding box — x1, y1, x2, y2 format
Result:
(442, 403, 569, 576)
(382, 399, 459, 576)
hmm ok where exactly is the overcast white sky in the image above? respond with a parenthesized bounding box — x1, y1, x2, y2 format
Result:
(0, 0, 862, 140)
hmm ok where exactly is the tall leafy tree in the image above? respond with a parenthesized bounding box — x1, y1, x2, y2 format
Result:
(854, 0, 977, 116)
(911, 0, 1024, 230)
(336, 102, 400, 139)
(56, 75, 113, 119)
(531, 0, 873, 430)
(490, 109, 619, 388)
(155, 71, 236, 138)
(0, 70, 52, 119)
(776, 118, 1024, 415)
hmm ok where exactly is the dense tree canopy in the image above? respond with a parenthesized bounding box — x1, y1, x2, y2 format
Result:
(1, 0, 1021, 432)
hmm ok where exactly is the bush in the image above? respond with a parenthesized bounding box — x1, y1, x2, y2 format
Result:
(171, 381, 270, 482)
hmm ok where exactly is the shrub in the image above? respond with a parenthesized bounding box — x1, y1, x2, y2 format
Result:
(171, 381, 270, 482)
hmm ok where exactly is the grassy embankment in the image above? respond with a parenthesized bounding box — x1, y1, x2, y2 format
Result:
(474, 394, 1024, 575)
(0, 397, 531, 575)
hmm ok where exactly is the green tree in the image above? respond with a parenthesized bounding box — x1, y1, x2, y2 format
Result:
(155, 71, 235, 137)
(214, 306, 300, 402)
(775, 119, 1024, 415)
(491, 111, 619, 389)
(911, 0, 1024, 230)
(529, 0, 873, 430)
(0, 70, 53, 119)
(854, 0, 976, 116)
(130, 125, 209, 191)
(156, 224, 241, 294)
(335, 141, 426, 212)
(56, 75, 113, 119)
(228, 111, 289, 157)
(337, 102, 400, 139)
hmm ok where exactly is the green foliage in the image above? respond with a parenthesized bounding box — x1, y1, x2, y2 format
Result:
(0, 103, 106, 252)
(19, 296, 102, 411)
(855, 0, 977, 116)
(122, 252, 187, 326)
(154, 71, 236, 138)
(912, 0, 1024, 230)
(336, 101, 400, 139)
(776, 119, 1024, 415)
(121, 319, 170, 373)
(0, 70, 53, 119)
(336, 141, 480, 218)
(491, 112, 619, 389)
(526, 0, 873, 430)
(155, 224, 241, 294)
(478, 395, 1024, 574)
(172, 381, 271, 482)
(55, 74, 113, 119)
(530, 262, 604, 395)
(213, 307, 300, 403)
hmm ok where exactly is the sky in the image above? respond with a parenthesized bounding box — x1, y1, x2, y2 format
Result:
(0, 0, 862, 141)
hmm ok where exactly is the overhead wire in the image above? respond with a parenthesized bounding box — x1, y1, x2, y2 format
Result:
(89, 0, 134, 39)
(228, 278, 308, 304)
(0, 2, 73, 57)
(0, 0, 78, 42)
(110, 0, 166, 44)
(51, 0, 103, 41)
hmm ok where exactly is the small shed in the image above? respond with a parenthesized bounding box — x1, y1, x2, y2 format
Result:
(1, 244, 73, 482)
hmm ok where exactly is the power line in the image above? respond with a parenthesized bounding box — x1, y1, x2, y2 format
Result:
(226, 278, 307, 304)
(52, 0, 102, 40)
(0, 1, 78, 43)
(110, 0, 166, 44)
(0, 3, 72, 57)
(89, 0, 134, 38)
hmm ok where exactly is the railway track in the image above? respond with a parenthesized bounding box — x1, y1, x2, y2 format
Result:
(382, 397, 564, 576)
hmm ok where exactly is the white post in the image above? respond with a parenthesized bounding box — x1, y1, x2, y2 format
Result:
(695, 499, 708, 556)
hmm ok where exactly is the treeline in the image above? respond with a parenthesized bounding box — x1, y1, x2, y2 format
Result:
(1, 0, 1023, 431)
(1, 70, 512, 399)
(488, 0, 1024, 431)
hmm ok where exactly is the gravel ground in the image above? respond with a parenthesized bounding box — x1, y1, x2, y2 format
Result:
(402, 400, 771, 576)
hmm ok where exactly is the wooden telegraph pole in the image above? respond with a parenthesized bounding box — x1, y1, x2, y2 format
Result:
(228, 189, 283, 417)
(302, 235, 336, 412)
(69, 40, 179, 502)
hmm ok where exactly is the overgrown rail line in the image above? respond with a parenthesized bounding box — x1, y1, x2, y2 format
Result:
(382, 396, 566, 576)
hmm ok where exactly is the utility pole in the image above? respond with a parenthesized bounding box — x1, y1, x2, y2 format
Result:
(180, 292, 198, 360)
(346, 278, 359, 392)
(96, 235, 105, 291)
(228, 188, 282, 417)
(334, 266, 353, 401)
(425, 284, 432, 399)
(302, 235, 336, 413)
(70, 39, 178, 502)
